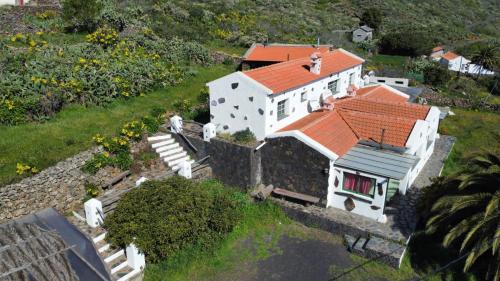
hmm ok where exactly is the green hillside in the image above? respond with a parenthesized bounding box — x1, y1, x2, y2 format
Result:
(119, 0, 499, 48)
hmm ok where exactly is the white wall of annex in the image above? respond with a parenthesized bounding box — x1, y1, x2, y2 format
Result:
(208, 72, 270, 140)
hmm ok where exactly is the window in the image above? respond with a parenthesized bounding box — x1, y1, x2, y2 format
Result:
(328, 80, 338, 94)
(349, 73, 355, 85)
(277, 99, 288, 121)
(342, 172, 376, 198)
(301, 91, 307, 102)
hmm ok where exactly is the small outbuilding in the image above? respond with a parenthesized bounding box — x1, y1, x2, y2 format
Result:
(352, 25, 373, 43)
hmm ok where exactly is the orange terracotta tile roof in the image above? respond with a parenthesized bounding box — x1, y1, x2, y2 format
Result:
(338, 109, 417, 147)
(432, 46, 444, 52)
(244, 49, 364, 94)
(335, 96, 430, 120)
(243, 44, 331, 62)
(441, 51, 459, 61)
(355, 85, 409, 103)
(278, 85, 431, 156)
(280, 110, 359, 156)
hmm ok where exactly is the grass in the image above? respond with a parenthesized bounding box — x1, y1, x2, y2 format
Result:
(366, 54, 409, 71)
(144, 180, 290, 281)
(439, 108, 500, 175)
(0, 64, 233, 186)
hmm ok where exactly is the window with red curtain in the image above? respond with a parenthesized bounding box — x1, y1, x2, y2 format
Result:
(342, 172, 375, 197)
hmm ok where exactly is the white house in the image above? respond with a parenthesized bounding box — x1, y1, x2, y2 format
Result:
(207, 49, 365, 140)
(0, 0, 29, 5)
(207, 47, 440, 222)
(439, 51, 495, 76)
(430, 46, 445, 61)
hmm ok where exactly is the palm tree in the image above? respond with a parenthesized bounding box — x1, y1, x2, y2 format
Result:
(471, 44, 499, 78)
(425, 153, 500, 281)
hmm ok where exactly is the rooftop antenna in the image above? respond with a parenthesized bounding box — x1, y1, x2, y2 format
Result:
(379, 128, 385, 149)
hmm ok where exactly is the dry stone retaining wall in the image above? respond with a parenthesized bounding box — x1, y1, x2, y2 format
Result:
(0, 148, 99, 223)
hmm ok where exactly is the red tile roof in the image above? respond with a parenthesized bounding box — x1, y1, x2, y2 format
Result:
(355, 85, 408, 103)
(432, 46, 444, 52)
(280, 110, 359, 156)
(441, 51, 459, 61)
(243, 44, 331, 62)
(278, 85, 430, 156)
(244, 49, 364, 94)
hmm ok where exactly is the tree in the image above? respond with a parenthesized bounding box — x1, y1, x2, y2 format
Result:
(61, 0, 103, 31)
(471, 44, 499, 78)
(378, 31, 433, 57)
(423, 63, 451, 86)
(360, 8, 383, 31)
(424, 153, 500, 281)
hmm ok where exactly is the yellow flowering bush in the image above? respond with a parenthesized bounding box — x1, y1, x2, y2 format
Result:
(36, 10, 59, 20)
(86, 26, 119, 48)
(120, 120, 146, 141)
(16, 163, 39, 175)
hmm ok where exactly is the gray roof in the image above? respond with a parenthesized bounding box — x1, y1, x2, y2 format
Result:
(359, 25, 373, 32)
(335, 145, 418, 180)
(0, 208, 111, 281)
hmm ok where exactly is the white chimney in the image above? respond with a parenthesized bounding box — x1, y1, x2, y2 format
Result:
(310, 52, 322, 75)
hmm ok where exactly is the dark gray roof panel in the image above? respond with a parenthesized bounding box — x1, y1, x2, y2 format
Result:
(335, 145, 417, 179)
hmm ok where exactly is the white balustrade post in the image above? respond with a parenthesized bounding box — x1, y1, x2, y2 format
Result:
(203, 123, 216, 142)
(135, 177, 148, 187)
(84, 198, 103, 228)
(170, 115, 183, 134)
(126, 243, 145, 271)
(178, 161, 192, 179)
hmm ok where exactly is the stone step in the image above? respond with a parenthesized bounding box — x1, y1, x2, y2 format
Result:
(167, 156, 190, 167)
(158, 146, 183, 157)
(92, 232, 107, 244)
(116, 267, 141, 281)
(152, 140, 175, 149)
(104, 248, 125, 264)
(147, 134, 171, 142)
(155, 142, 179, 152)
(98, 243, 111, 253)
(153, 139, 175, 152)
(163, 151, 187, 162)
(110, 259, 128, 275)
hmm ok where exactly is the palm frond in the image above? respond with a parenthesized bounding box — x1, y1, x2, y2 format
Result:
(461, 215, 497, 252)
(430, 195, 461, 212)
(464, 237, 493, 272)
(485, 190, 500, 218)
(449, 193, 490, 213)
(443, 213, 483, 247)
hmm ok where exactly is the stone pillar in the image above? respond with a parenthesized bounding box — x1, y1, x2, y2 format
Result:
(84, 198, 103, 228)
(203, 123, 216, 142)
(178, 161, 192, 179)
(170, 115, 183, 134)
(126, 243, 145, 270)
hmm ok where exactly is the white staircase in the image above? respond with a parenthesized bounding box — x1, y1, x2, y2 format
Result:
(71, 217, 142, 281)
(147, 134, 194, 171)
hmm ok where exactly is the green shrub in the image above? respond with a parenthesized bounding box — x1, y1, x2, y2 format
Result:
(141, 116, 160, 133)
(113, 151, 133, 171)
(85, 182, 100, 198)
(423, 64, 451, 86)
(232, 128, 256, 144)
(86, 26, 119, 48)
(149, 107, 166, 119)
(104, 177, 240, 262)
(82, 152, 113, 174)
(172, 99, 193, 117)
(360, 8, 383, 31)
(61, 0, 103, 31)
(379, 31, 434, 57)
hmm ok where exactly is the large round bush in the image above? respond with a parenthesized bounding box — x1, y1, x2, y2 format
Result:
(103, 177, 240, 262)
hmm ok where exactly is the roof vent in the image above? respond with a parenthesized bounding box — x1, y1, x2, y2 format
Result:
(310, 52, 322, 75)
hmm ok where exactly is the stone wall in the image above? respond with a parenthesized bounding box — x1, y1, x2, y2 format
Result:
(176, 132, 259, 190)
(261, 137, 330, 203)
(0, 148, 98, 223)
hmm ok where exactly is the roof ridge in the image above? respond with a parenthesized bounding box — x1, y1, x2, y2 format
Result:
(336, 109, 361, 140)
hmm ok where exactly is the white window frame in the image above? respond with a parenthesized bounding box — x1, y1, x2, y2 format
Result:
(277, 99, 288, 121)
(328, 80, 339, 94)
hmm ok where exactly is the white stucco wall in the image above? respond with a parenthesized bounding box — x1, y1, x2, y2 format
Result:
(208, 64, 362, 140)
(207, 72, 272, 140)
(327, 162, 388, 221)
(0, 0, 28, 5)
